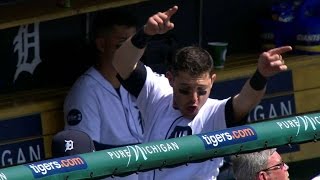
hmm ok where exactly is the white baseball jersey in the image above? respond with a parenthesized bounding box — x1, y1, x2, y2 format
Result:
(313, 174, 320, 180)
(64, 67, 143, 180)
(121, 64, 229, 180)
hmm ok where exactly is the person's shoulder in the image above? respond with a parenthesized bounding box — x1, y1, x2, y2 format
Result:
(67, 68, 101, 95)
(206, 98, 229, 105)
(200, 98, 230, 114)
(312, 174, 320, 180)
(66, 80, 95, 101)
(65, 77, 99, 107)
(148, 69, 172, 89)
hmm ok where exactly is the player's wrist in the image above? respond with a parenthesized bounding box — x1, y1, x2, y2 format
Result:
(131, 26, 152, 49)
(249, 69, 268, 91)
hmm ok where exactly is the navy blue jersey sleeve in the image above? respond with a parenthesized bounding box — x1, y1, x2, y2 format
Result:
(117, 61, 147, 98)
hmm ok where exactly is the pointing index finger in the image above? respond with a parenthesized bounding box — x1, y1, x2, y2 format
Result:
(165, 5, 178, 19)
(268, 46, 292, 55)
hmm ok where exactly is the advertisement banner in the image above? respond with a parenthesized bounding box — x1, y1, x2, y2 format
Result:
(0, 112, 319, 179)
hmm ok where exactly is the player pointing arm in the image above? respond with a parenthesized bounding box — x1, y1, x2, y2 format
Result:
(112, 5, 293, 179)
(113, 6, 178, 79)
(232, 46, 292, 123)
(113, 5, 292, 125)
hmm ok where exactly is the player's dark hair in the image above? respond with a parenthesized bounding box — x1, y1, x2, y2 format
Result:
(170, 46, 214, 76)
(93, 8, 138, 38)
(91, 8, 138, 63)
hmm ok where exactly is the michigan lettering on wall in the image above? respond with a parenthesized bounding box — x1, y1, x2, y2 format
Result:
(210, 70, 298, 153)
(210, 71, 295, 121)
(0, 138, 45, 168)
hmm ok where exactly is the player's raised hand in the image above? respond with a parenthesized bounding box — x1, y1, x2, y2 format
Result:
(257, 46, 292, 77)
(144, 6, 178, 36)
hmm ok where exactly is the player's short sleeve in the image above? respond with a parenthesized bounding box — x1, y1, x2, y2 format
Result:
(119, 63, 172, 125)
(64, 84, 101, 142)
(312, 174, 320, 180)
(192, 98, 230, 132)
(136, 66, 172, 121)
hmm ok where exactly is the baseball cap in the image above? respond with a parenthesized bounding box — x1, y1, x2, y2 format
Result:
(52, 129, 95, 158)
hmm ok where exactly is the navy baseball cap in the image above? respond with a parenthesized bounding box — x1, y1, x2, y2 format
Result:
(52, 129, 95, 158)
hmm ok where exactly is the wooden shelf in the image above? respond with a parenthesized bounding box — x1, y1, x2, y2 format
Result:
(0, 87, 68, 119)
(0, 0, 149, 30)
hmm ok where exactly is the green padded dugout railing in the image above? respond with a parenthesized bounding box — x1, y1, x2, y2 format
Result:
(0, 112, 319, 179)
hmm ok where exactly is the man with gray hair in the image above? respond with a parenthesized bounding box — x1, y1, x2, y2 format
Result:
(231, 148, 290, 180)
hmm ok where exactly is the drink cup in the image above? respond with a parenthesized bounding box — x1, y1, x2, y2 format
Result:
(207, 42, 228, 69)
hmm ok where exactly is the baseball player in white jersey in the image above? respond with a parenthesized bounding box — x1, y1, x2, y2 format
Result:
(63, 9, 143, 180)
(113, 5, 292, 180)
